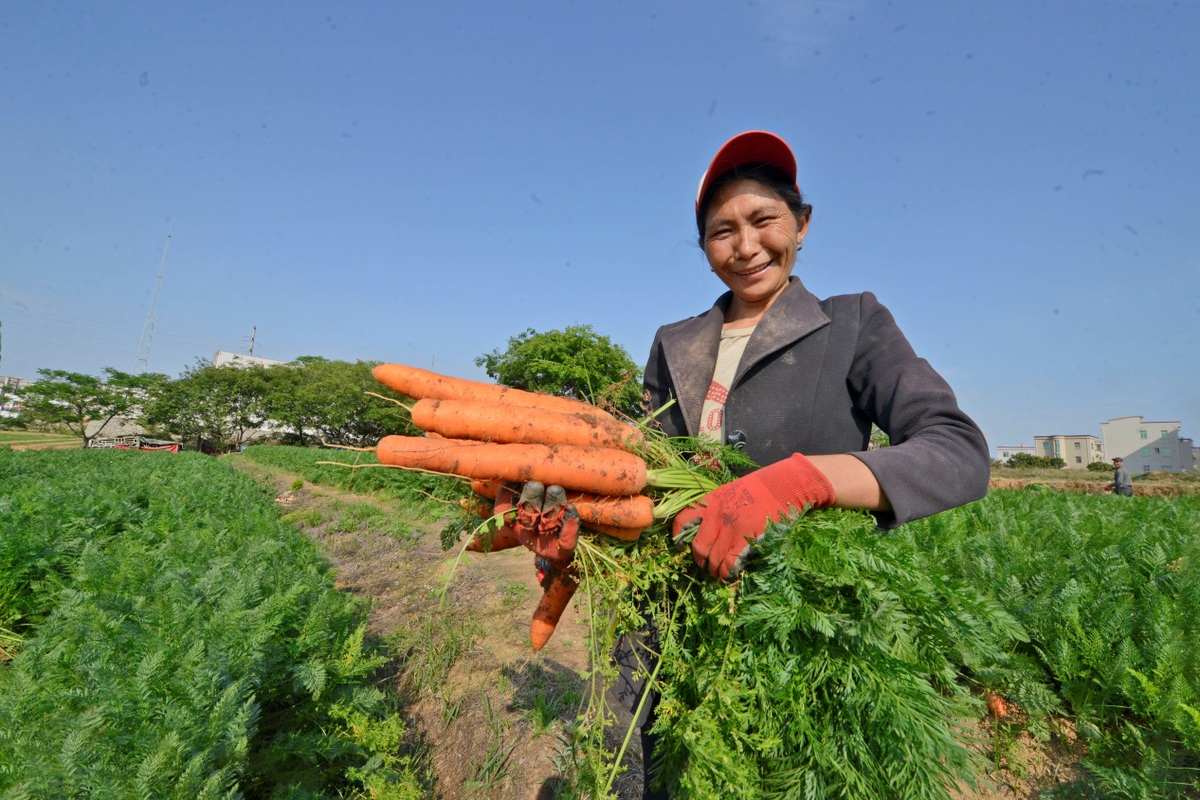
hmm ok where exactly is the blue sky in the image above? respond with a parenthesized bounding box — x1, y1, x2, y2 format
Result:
(2, 1, 1197, 452)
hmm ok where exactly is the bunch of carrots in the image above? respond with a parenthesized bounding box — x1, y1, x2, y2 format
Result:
(371, 362, 717, 651)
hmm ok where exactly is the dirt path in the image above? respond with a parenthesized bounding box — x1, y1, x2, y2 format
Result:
(233, 457, 646, 799)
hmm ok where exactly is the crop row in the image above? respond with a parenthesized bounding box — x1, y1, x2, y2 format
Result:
(905, 488, 1200, 794)
(242, 443, 465, 511)
(0, 449, 425, 799)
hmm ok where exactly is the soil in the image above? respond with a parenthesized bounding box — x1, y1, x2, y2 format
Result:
(235, 457, 648, 799)
(234, 457, 1099, 799)
(989, 469, 1199, 498)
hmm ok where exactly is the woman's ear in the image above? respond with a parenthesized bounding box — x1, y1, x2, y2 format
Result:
(795, 210, 811, 244)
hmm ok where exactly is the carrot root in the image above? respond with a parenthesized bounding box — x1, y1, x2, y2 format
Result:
(472, 479, 652, 529)
(411, 397, 641, 451)
(582, 521, 645, 541)
(530, 567, 579, 651)
(466, 525, 523, 553)
(373, 363, 623, 424)
(376, 435, 646, 496)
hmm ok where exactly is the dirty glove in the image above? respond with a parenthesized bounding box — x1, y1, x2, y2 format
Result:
(506, 481, 580, 566)
(467, 481, 581, 560)
(672, 453, 836, 582)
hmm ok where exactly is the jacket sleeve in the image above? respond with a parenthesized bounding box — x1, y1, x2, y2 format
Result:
(848, 293, 990, 527)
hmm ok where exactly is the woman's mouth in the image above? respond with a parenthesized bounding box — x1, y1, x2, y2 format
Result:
(734, 261, 772, 277)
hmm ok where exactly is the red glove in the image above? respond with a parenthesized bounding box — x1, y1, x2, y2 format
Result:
(495, 481, 579, 566)
(672, 453, 836, 582)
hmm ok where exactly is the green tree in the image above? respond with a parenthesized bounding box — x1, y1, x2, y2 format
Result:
(475, 325, 644, 418)
(20, 368, 164, 447)
(142, 361, 270, 451)
(1005, 452, 1066, 469)
(869, 425, 891, 449)
(265, 357, 414, 447)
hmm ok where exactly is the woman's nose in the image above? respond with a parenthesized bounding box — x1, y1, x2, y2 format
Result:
(731, 226, 757, 259)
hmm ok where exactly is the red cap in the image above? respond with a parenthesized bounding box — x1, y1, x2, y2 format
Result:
(695, 130, 798, 222)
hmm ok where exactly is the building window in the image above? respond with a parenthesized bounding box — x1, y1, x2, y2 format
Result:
(1142, 448, 1150, 457)
(1161, 430, 1169, 438)
(1143, 465, 1152, 472)
(1155, 447, 1161, 454)
(1163, 447, 1172, 457)
(1074, 442, 1081, 450)
(1140, 430, 1148, 440)
(1075, 456, 1082, 464)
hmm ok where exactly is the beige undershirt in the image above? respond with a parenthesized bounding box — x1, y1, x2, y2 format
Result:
(697, 326, 755, 443)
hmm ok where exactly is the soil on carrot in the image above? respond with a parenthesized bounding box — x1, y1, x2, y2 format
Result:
(233, 455, 1088, 799)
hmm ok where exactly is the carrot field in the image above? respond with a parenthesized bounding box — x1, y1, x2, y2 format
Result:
(3, 445, 1200, 798)
(0, 448, 428, 798)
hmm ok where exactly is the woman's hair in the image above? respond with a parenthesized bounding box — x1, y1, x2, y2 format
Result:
(696, 162, 812, 245)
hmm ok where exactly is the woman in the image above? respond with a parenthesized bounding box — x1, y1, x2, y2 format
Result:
(647, 129, 989, 580)
(626, 130, 990, 797)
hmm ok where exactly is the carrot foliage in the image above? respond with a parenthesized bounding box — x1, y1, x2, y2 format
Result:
(559, 435, 1029, 799)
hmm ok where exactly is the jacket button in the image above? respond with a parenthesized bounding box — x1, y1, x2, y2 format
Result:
(727, 430, 747, 449)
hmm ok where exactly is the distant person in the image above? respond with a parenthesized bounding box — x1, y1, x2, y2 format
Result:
(1108, 457, 1134, 496)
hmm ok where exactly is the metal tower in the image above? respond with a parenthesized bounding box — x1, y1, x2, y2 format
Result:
(134, 226, 171, 372)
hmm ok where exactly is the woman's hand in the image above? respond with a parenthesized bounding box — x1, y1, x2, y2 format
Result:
(672, 453, 836, 581)
(495, 481, 579, 566)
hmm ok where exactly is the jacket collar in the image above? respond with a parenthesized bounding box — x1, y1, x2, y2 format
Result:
(659, 277, 830, 436)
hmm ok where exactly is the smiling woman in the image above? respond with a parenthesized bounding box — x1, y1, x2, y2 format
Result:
(628, 130, 993, 799)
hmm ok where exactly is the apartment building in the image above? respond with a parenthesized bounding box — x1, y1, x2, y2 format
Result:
(1033, 434, 1105, 469)
(995, 444, 1036, 462)
(1100, 416, 1196, 473)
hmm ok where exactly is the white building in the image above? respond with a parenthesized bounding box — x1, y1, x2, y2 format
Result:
(995, 444, 1036, 462)
(212, 350, 285, 369)
(1033, 435, 1106, 469)
(1100, 416, 1195, 473)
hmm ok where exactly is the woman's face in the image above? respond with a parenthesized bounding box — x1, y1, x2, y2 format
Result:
(702, 178, 808, 312)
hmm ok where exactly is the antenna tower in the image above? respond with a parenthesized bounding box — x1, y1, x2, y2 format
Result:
(135, 226, 171, 372)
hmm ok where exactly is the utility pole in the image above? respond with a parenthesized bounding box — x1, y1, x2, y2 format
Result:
(135, 225, 172, 372)
(248, 326, 256, 356)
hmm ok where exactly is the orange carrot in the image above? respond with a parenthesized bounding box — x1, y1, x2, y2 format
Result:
(572, 494, 654, 530)
(470, 479, 504, 499)
(581, 521, 645, 541)
(375, 435, 647, 496)
(373, 363, 623, 425)
(411, 397, 641, 451)
(530, 568, 579, 651)
(465, 526, 522, 552)
(468, 479, 652, 529)
(985, 692, 1010, 719)
(458, 496, 492, 519)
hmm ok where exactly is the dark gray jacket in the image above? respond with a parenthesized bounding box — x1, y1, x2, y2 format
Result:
(1111, 466, 1133, 490)
(644, 277, 989, 527)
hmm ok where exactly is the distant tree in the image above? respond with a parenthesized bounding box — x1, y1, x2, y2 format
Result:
(1086, 461, 1112, 472)
(265, 357, 414, 447)
(142, 361, 270, 451)
(475, 325, 644, 418)
(1005, 453, 1066, 470)
(20, 368, 163, 447)
(869, 425, 891, 450)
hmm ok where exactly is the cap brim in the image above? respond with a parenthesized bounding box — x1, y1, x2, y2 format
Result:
(696, 131, 798, 212)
